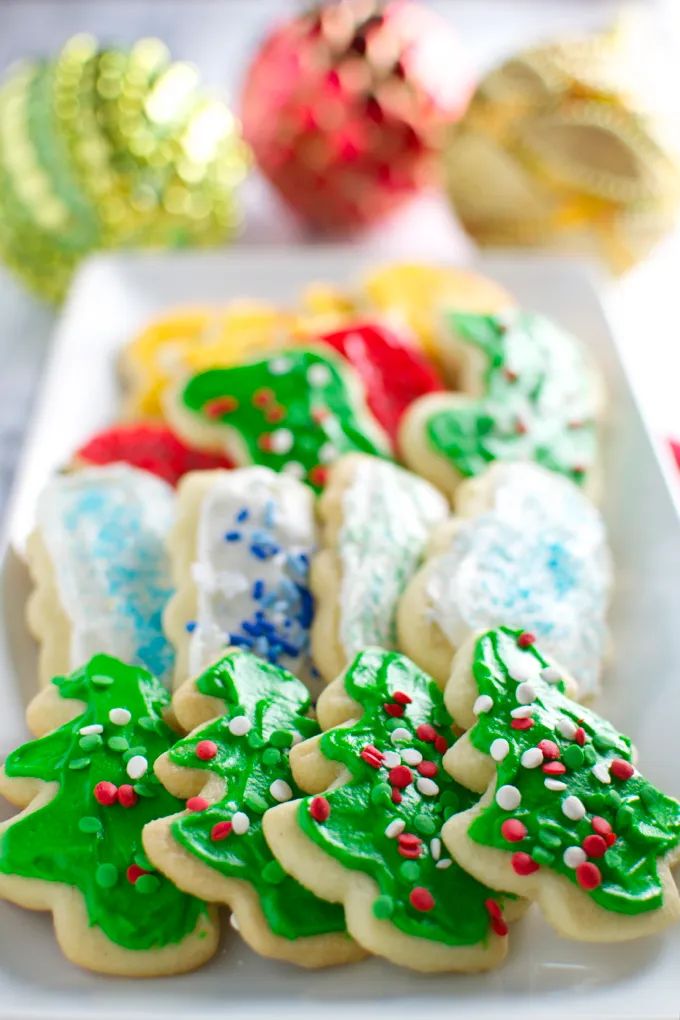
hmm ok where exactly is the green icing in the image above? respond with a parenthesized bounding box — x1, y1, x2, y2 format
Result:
(426, 310, 598, 485)
(0, 655, 206, 951)
(466, 627, 680, 915)
(297, 648, 507, 947)
(167, 652, 348, 940)
(179, 347, 390, 491)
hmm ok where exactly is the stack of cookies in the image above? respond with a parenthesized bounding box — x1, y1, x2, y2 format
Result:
(2, 262, 679, 978)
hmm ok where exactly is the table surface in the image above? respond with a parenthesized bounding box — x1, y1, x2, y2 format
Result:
(1, 0, 679, 520)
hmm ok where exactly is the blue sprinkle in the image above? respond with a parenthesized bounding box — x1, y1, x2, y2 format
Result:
(263, 500, 277, 529)
(280, 639, 302, 657)
(224, 530, 242, 542)
(298, 587, 314, 627)
(185, 620, 197, 633)
(251, 543, 280, 560)
(235, 507, 250, 523)
(252, 579, 265, 600)
(277, 577, 298, 600)
(228, 633, 253, 648)
(260, 592, 278, 609)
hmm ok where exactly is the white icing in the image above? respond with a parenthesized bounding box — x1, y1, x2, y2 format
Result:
(337, 458, 448, 659)
(188, 467, 317, 685)
(425, 463, 611, 694)
(36, 465, 175, 683)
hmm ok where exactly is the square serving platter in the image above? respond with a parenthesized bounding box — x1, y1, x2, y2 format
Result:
(0, 248, 679, 1020)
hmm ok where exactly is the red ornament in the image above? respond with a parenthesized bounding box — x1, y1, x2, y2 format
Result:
(126, 864, 149, 884)
(434, 735, 448, 754)
(416, 724, 436, 743)
(511, 717, 533, 731)
(517, 631, 536, 648)
(409, 887, 435, 912)
(538, 739, 560, 760)
(117, 784, 138, 808)
(582, 834, 607, 859)
(610, 758, 635, 781)
(574, 727, 587, 746)
(383, 702, 405, 718)
(196, 740, 218, 761)
(511, 852, 540, 876)
(500, 818, 527, 843)
(417, 760, 438, 778)
(310, 796, 331, 822)
(576, 861, 602, 890)
(392, 690, 413, 706)
(542, 761, 567, 776)
(210, 821, 233, 841)
(388, 765, 413, 789)
(241, 0, 472, 230)
(186, 796, 209, 812)
(93, 781, 118, 806)
(308, 465, 329, 488)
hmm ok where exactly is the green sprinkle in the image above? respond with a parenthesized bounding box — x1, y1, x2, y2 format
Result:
(107, 736, 129, 753)
(370, 783, 392, 807)
(584, 792, 610, 813)
(244, 793, 269, 815)
(440, 791, 459, 809)
(531, 845, 555, 866)
(135, 874, 161, 895)
(593, 732, 618, 752)
(134, 851, 153, 871)
(247, 732, 265, 749)
(414, 814, 436, 836)
(262, 861, 286, 884)
(563, 745, 584, 769)
(95, 863, 118, 888)
(79, 734, 102, 752)
(262, 748, 281, 766)
(124, 746, 147, 761)
(606, 790, 622, 810)
(138, 716, 159, 732)
(91, 674, 114, 688)
(68, 757, 91, 770)
(583, 745, 597, 766)
(78, 815, 102, 834)
(616, 804, 635, 832)
(133, 782, 156, 798)
(270, 730, 293, 749)
(399, 861, 419, 882)
(537, 829, 562, 849)
(372, 895, 394, 919)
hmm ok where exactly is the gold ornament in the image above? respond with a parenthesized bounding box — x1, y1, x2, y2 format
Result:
(443, 24, 680, 271)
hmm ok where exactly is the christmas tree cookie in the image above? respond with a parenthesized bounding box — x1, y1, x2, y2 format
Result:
(442, 627, 680, 941)
(143, 650, 363, 967)
(0, 655, 217, 976)
(263, 648, 524, 972)
(399, 309, 602, 497)
(165, 345, 392, 492)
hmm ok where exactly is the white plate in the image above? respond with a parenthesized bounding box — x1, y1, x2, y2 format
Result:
(1, 249, 679, 1020)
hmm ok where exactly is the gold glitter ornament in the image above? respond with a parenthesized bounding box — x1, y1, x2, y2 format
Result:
(443, 24, 680, 272)
(0, 35, 248, 301)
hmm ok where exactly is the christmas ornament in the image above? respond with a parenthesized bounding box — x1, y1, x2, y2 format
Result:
(0, 35, 247, 301)
(241, 0, 472, 230)
(443, 24, 680, 271)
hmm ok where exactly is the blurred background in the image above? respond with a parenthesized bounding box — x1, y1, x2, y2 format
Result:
(2, 0, 680, 511)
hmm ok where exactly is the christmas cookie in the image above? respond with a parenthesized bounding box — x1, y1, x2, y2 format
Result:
(73, 421, 234, 486)
(311, 455, 448, 684)
(442, 627, 680, 941)
(399, 308, 602, 496)
(317, 321, 445, 441)
(361, 262, 514, 359)
(166, 346, 392, 491)
(120, 303, 301, 419)
(27, 465, 175, 687)
(263, 648, 524, 972)
(164, 467, 318, 692)
(398, 463, 611, 694)
(0, 655, 217, 975)
(143, 650, 363, 967)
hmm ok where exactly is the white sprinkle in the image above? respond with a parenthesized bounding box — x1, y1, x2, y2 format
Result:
(282, 461, 305, 480)
(291, 732, 303, 746)
(496, 785, 521, 811)
(401, 748, 423, 766)
(541, 666, 562, 684)
(592, 762, 611, 784)
(562, 795, 586, 821)
(268, 356, 293, 375)
(232, 811, 250, 835)
(430, 837, 442, 861)
(490, 738, 510, 762)
(269, 428, 294, 454)
(385, 819, 405, 839)
(390, 728, 411, 744)
(563, 846, 587, 869)
(79, 724, 103, 736)
(516, 682, 537, 705)
(507, 659, 538, 683)
(545, 778, 567, 791)
(229, 715, 252, 736)
(417, 778, 439, 797)
(270, 779, 293, 803)
(521, 747, 543, 769)
(229, 912, 241, 931)
(436, 859, 453, 869)
(382, 751, 401, 769)
(307, 363, 332, 386)
(473, 694, 494, 715)
(558, 717, 577, 740)
(318, 442, 338, 463)
(109, 708, 131, 727)
(511, 706, 534, 719)
(126, 755, 148, 780)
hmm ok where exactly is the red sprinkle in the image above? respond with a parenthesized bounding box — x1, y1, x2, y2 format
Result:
(391, 788, 403, 804)
(484, 898, 503, 921)
(383, 702, 405, 718)
(515, 419, 528, 436)
(360, 745, 384, 769)
(126, 864, 149, 884)
(309, 796, 331, 822)
(186, 796, 209, 812)
(195, 740, 218, 761)
(93, 781, 118, 806)
(117, 784, 138, 808)
(389, 765, 413, 789)
(253, 387, 275, 407)
(511, 717, 534, 731)
(582, 834, 608, 858)
(392, 691, 412, 705)
(517, 632, 536, 648)
(257, 433, 273, 452)
(398, 833, 421, 848)
(542, 761, 567, 775)
(538, 739, 560, 760)
(265, 406, 286, 423)
(434, 735, 448, 754)
(204, 396, 237, 418)
(574, 727, 587, 746)
(210, 821, 232, 841)
(591, 816, 612, 837)
(605, 831, 617, 847)
(308, 465, 328, 488)
(576, 861, 602, 890)
(416, 724, 436, 743)
(311, 406, 329, 423)
(610, 759, 634, 781)
(417, 760, 438, 778)
(511, 852, 540, 876)
(504, 367, 518, 383)
(501, 819, 527, 843)
(490, 915, 509, 936)
(409, 887, 435, 912)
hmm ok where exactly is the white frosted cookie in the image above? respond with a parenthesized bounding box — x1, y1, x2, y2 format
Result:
(398, 462, 611, 694)
(164, 467, 318, 691)
(27, 465, 175, 687)
(311, 455, 448, 683)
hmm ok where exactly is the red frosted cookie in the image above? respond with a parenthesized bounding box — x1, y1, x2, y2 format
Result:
(318, 322, 445, 441)
(74, 423, 234, 487)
